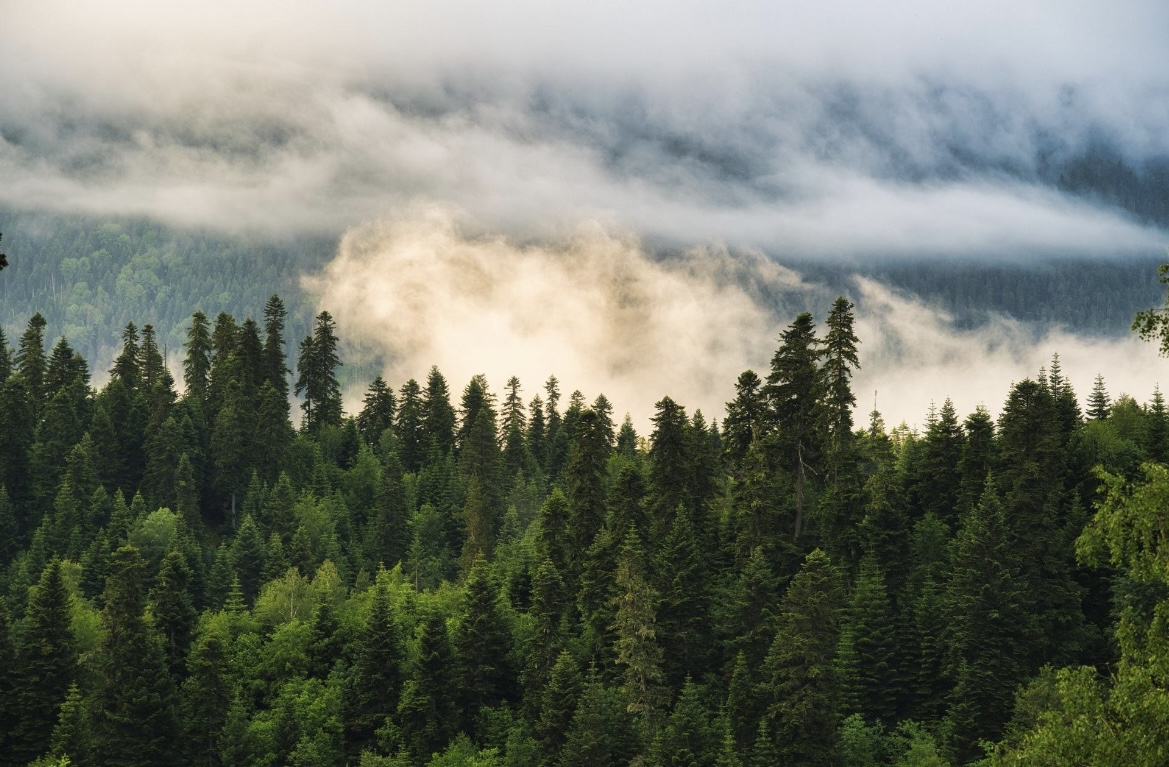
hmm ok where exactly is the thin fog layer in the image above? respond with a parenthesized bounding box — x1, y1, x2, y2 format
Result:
(2, 1, 1168, 258)
(309, 212, 1169, 430)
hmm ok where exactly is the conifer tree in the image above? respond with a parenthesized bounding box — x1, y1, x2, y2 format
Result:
(1087, 373, 1111, 420)
(49, 682, 93, 765)
(910, 398, 964, 524)
(398, 610, 457, 762)
(616, 412, 638, 458)
(1146, 385, 1169, 462)
(723, 547, 780, 669)
(0, 325, 11, 382)
(836, 557, 899, 725)
(366, 451, 409, 568)
(182, 311, 213, 403)
(556, 670, 639, 767)
(942, 476, 1027, 761)
(152, 547, 197, 677)
(655, 507, 713, 686)
(179, 618, 233, 767)
(611, 531, 668, 738)
(454, 556, 516, 728)
(92, 546, 178, 767)
(422, 366, 457, 456)
(346, 569, 405, 759)
(11, 559, 76, 767)
(648, 396, 690, 538)
(565, 408, 608, 575)
(526, 556, 569, 708)
(536, 650, 582, 766)
(295, 311, 343, 432)
(765, 312, 822, 541)
(956, 406, 995, 517)
(395, 378, 425, 472)
(358, 377, 396, 445)
(759, 548, 843, 767)
(649, 678, 720, 767)
(15, 312, 48, 408)
(262, 294, 291, 398)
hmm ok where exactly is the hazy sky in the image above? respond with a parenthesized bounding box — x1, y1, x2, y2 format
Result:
(3, 0, 1169, 257)
(5, 1, 1169, 426)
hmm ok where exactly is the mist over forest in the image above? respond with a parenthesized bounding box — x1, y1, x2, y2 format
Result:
(5, 2, 1169, 766)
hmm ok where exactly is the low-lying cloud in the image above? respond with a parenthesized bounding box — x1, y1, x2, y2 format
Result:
(308, 212, 1169, 431)
(2, 1, 1168, 260)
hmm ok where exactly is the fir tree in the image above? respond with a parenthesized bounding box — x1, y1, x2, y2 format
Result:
(262, 294, 291, 398)
(398, 610, 458, 762)
(396, 378, 426, 472)
(15, 312, 48, 408)
(422, 366, 457, 456)
(454, 556, 516, 729)
(648, 678, 720, 767)
(611, 531, 668, 738)
(836, 556, 899, 725)
(182, 311, 213, 403)
(179, 618, 233, 767)
(556, 670, 639, 767)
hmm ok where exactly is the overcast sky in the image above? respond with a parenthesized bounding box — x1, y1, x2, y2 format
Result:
(3, 0, 1169, 258)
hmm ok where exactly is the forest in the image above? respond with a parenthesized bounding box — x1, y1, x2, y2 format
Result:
(2, 286, 1169, 767)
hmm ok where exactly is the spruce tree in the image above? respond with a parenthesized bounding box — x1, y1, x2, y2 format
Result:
(358, 377, 396, 445)
(422, 366, 457, 456)
(295, 311, 343, 432)
(655, 507, 713, 686)
(346, 569, 405, 759)
(765, 312, 822, 541)
(759, 548, 843, 767)
(397, 610, 457, 762)
(1087, 373, 1111, 420)
(15, 312, 48, 408)
(556, 670, 639, 767)
(536, 650, 582, 766)
(648, 678, 720, 767)
(1147, 385, 1169, 463)
(10, 559, 76, 767)
(454, 556, 516, 729)
(151, 548, 197, 677)
(262, 294, 291, 398)
(611, 531, 668, 738)
(92, 546, 178, 767)
(396, 378, 426, 472)
(647, 396, 690, 538)
(836, 556, 899, 725)
(179, 618, 233, 767)
(565, 408, 608, 577)
(49, 682, 93, 765)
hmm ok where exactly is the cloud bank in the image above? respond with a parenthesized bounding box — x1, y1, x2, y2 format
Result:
(308, 211, 1169, 430)
(2, 0, 1168, 259)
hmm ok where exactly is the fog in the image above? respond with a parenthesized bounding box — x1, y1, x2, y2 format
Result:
(309, 210, 1169, 431)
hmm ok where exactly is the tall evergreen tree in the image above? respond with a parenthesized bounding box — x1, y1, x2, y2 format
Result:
(295, 311, 343, 432)
(262, 294, 291, 398)
(765, 312, 822, 541)
(611, 531, 668, 738)
(565, 409, 609, 575)
(648, 396, 690, 538)
(92, 546, 178, 767)
(10, 559, 76, 767)
(151, 548, 197, 677)
(346, 568, 404, 759)
(1087, 373, 1111, 420)
(15, 312, 48, 408)
(758, 548, 843, 767)
(358, 376, 396, 445)
(836, 556, 899, 725)
(422, 366, 457, 456)
(398, 610, 458, 762)
(182, 311, 213, 403)
(454, 556, 516, 729)
(396, 378, 425, 472)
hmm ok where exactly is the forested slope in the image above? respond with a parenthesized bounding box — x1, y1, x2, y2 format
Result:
(0, 290, 1168, 766)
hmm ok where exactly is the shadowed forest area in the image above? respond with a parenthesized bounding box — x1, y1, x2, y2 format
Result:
(1, 287, 1169, 767)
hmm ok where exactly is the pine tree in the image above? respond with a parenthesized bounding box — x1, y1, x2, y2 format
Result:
(49, 682, 93, 765)
(15, 312, 48, 408)
(759, 548, 843, 767)
(648, 678, 720, 767)
(1147, 385, 1169, 462)
(648, 396, 690, 538)
(10, 559, 76, 767)
(398, 610, 457, 762)
(92, 546, 178, 767)
(179, 618, 233, 767)
(565, 408, 608, 576)
(655, 507, 713, 686)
